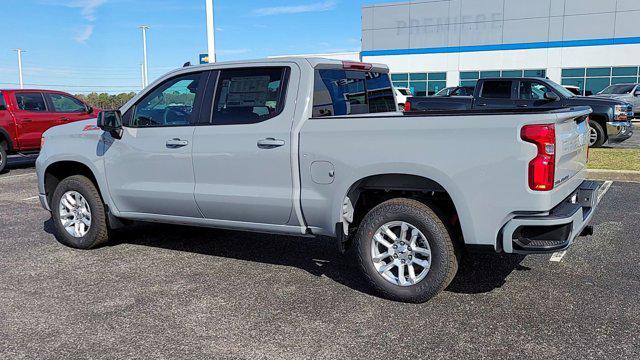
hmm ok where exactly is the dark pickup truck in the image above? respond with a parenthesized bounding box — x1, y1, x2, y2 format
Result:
(405, 77, 634, 147)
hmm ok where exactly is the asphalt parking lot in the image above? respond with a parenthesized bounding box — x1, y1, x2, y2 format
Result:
(1, 159, 639, 359)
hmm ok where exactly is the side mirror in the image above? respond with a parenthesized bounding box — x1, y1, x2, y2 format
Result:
(544, 91, 560, 101)
(634, 91, 640, 97)
(97, 110, 123, 139)
(86, 106, 94, 114)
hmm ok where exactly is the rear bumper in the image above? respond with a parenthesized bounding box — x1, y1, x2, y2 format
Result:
(606, 121, 634, 142)
(502, 181, 602, 254)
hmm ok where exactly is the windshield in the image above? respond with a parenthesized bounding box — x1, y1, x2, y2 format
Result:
(434, 87, 453, 96)
(546, 81, 575, 98)
(599, 84, 635, 95)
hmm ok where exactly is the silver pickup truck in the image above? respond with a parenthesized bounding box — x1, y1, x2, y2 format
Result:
(36, 58, 600, 303)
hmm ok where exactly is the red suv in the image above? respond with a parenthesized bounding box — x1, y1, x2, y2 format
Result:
(0, 89, 98, 173)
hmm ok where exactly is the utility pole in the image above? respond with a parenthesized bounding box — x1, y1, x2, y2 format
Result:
(205, 0, 216, 63)
(12, 49, 25, 89)
(139, 25, 150, 87)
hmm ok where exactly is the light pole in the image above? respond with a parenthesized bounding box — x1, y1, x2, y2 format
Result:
(140, 63, 145, 90)
(139, 25, 150, 87)
(205, 0, 216, 63)
(12, 49, 25, 89)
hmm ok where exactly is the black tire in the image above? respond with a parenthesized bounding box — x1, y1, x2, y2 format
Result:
(0, 143, 7, 174)
(589, 121, 606, 148)
(354, 198, 459, 303)
(51, 175, 110, 249)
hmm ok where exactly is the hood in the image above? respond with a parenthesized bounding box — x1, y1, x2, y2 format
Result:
(567, 96, 630, 106)
(42, 118, 99, 138)
(591, 94, 631, 100)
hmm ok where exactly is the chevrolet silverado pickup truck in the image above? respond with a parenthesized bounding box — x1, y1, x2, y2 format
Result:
(0, 89, 97, 173)
(592, 83, 640, 117)
(36, 58, 601, 303)
(405, 77, 634, 148)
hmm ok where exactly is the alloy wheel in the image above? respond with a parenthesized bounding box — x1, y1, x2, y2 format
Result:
(370, 221, 432, 287)
(58, 191, 92, 238)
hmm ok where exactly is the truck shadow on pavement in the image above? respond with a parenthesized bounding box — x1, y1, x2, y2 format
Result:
(44, 219, 530, 297)
(2, 155, 38, 173)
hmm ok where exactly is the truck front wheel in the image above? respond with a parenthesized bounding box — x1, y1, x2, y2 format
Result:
(51, 175, 110, 249)
(354, 198, 459, 303)
(589, 121, 606, 148)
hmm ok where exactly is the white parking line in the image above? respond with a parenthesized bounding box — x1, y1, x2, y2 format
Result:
(549, 251, 567, 262)
(597, 181, 613, 204)
(0, 173, 36, 181)
(550, 181, 613, 263)
(22, 196, 39, 201)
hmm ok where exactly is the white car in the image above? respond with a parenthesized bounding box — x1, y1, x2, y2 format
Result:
(394, 87, 412, 109)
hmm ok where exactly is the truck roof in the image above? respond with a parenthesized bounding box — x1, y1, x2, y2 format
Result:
(479, 77, 549, 81)
(176, 57, 389, 73)
(0, 89, 77, 94)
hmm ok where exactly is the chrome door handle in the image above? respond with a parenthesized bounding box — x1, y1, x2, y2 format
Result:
(166, 138, 189, 148)
(518, 104, 529, 108)
(257, 138, 285, 149)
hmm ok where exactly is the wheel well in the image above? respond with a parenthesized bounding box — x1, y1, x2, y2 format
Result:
(342, 174, 462, 249)
(44, 161, 100, 205)
(0, 131, 10, 152)
(589, 114, 608, 140)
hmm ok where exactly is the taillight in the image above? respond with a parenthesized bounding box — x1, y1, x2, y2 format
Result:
(342, 61, 373, 71)
(404, 100, 411, 112)
(586, 117, 590, 162)
(521, 124, 556, 191)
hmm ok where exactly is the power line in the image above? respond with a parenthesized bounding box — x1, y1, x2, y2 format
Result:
(0, 82, 141, 88)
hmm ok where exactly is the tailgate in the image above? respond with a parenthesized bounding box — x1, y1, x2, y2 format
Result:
(554, 110, 591, 188)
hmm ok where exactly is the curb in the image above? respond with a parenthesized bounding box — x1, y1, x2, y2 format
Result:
(587, 169, 640, 183)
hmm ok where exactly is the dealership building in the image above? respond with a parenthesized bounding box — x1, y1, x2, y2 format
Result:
(358, 0, 640, 96)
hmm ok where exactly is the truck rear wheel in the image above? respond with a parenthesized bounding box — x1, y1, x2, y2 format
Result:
(354, 198, 459, 303)
(0, 144, 7, 174)
(589, 121, 605, 148)
(51, 175, 110, 249)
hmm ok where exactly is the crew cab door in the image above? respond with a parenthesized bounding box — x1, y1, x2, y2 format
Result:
(631, 85, 640, 114)
(192, 65, 297, 225)
(103, 71, 208, 217)
(44, 92, 95, 124)
(12, 92, 52, 150)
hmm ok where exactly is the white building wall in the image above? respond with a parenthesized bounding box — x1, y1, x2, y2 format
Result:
(362, 44, 640, 86)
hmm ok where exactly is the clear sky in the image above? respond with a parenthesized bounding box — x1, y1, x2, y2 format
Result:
(0, 0, 368, 94)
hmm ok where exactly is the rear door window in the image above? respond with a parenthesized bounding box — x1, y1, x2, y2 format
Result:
(0, 92, 6, 108)
(15, 92, 47, 112)
(211, 67, 288, 125)
(313, 69, 395, 117)
(480, 81, 513, 99)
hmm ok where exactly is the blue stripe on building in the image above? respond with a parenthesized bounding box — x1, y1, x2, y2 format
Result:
(361, 37, 640, 57)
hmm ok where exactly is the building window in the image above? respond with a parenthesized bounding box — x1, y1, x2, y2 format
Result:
(459, 69, 546, 86)
(391, 72, 447, 96)
(561, 67, 640, 96)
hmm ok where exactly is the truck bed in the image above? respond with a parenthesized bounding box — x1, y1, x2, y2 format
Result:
(299, 107, 591, 250)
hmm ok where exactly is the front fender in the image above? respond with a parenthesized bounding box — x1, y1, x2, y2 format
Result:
(36, 131, 118, 216)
